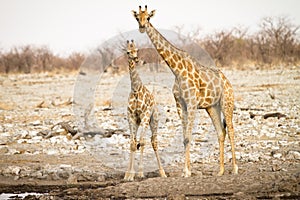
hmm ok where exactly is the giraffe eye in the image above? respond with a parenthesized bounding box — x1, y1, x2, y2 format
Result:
(147, 17, 150, 21)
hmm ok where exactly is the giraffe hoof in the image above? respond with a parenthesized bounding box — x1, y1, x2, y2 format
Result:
(216, 165, 225, 176)
(217, 172, 224, 176)
(181, 170, 191, 177)
(181, 173, 191, 178)
(233, 164, 239, 175)
(124, 171, 135, 181)
(137, 171, 144, 178)
(159, 169, 167, 178)
(217, 170, 225, 176)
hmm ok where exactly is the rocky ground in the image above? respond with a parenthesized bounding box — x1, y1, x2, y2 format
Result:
(0, 66, 299, 199)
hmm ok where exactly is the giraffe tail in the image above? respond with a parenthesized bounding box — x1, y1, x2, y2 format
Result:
(223, 118, 227, 129)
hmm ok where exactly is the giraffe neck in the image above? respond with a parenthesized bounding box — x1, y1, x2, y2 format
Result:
(129, 60, 142, 92)
(145, 23, 188, 77)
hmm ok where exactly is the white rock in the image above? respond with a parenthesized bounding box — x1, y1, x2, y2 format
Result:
(61, 137, 69, 144)
(10, 166, 21, 175)
(4, 124, 14, 128)
(266, 131, 276, 138)
(249, 154, 260, 162)
(273, 153, 282, 159)
(8, 149, 20, 155)
(0, 135, 10, 145)
(32, 151, 40, 155)
(75, 148, 85, 154)
(32, 171, 46, 179)
(77, 145, 85, 151)
(278, 141, 288, 146)
(271, 146, 280, 150)
(235, 152, 241, 160)
(47, 149, 58, 155)
(262, 155, 272, 161)
(17, 139, 25, 144)
(53, 128, 66, 135)
(19, 166, 32, 177)
(31, 136, 43, 142)
(29, 130, 39, 137)
(287, 151, 300, 160)
(59, 164, 72, 168)
(20, 130, 29, 138)
(30, 120, 42, 126)
(0, 132, 10, 137)
(266, 121, 275, 127)
(49, 136, 60, 144)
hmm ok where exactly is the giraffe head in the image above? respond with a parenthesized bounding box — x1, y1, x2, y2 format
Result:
(126, 40, 139, 65)
(132, 5, 156, 33)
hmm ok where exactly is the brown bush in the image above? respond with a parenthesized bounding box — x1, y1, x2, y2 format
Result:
(196, 16, 299, 68)
(0, 46, 85, 74)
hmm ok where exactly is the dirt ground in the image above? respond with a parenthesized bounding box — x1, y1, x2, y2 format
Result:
(0, 66, 299, 199)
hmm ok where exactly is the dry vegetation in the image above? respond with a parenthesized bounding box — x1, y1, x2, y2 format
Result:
(201, 16, 300, 68)
(0, 46, 85, 74)
(0, 16, 299, 74)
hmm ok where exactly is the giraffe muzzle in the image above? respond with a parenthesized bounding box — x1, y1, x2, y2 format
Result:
(139, 26, 146, 33)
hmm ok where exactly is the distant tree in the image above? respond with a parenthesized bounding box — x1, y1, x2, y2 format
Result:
(20, 45, 34, 73)
(35, 46, 53, 72)
(201, 29, 236, 66)
(256, 16, 300, 65)
(67, 52, 85, 70)
(97, 46, 115, 70)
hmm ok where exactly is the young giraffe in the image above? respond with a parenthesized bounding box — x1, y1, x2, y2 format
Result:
(132, 6, 238, 177)
(124, 40, 166, 181)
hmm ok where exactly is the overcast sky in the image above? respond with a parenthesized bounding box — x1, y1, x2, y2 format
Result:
(0, 0, 299, 55)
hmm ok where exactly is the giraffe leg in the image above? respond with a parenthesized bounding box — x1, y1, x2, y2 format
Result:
(138, 126, 146, 178)
(137, 111, 151, 178)
(206, 106, 226, 176)
(150, 109, 166, 178)
(226, 117, 238, 175)
(173, 81, 183, 120)
(124, 116, 138, 181)
(182, 104, 196, 178)
(174, 81, 192, 177)
(174, 90, 193, 177)
(222, 100, 238, 175)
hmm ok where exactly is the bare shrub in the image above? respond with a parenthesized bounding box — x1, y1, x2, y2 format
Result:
(201, 29, 235, 67)
(0, 45, 85, 74)
(254, 16, 300, 66)
(178, 16, 299, 69)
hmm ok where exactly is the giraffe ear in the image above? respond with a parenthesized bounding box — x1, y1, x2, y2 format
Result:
(149, 10, 156, 18)
(132, 10, 137, 18)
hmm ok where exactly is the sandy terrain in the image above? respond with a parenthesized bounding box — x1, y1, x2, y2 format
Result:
(0, 66, 299, 199)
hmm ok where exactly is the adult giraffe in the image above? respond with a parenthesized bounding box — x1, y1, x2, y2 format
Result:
(132, 5, 238, 177)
